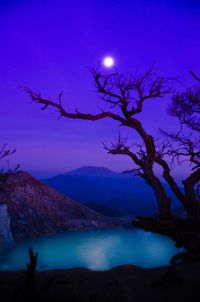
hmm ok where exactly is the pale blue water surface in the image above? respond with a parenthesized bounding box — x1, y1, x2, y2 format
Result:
(0, 229, 182, 271)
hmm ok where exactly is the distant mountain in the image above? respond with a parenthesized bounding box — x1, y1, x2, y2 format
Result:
(44, 167, 156, 216)
(0, 171, 125, 246)
(66, 166, 119, 177)
(44, 166, 180, 217)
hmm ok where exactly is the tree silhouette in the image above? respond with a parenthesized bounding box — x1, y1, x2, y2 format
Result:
(160, 71, 200, 221)
(25, 68, 175, 220)
(25, 67, 200, 256)
(0, 144, 19, 188)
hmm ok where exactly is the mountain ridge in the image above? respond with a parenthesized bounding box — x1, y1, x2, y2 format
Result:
(65, 166, 121, 177)
(44, 167, 155, 216)
(44, 165, 180, 217)
(0, 170, 125, 244)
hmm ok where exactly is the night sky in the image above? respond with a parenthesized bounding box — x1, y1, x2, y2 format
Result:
(0, 0, 200, 177)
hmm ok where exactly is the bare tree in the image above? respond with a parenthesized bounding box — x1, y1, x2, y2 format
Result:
(0, 144, 19, 188)
(168, 75, 200, 132)
(159, 71, 200, 221)
(24, 68, 200, 258)
(25, 67, 175, 221)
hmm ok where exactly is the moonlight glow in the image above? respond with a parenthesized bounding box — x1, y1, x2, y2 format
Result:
(103, 56, 114, 68)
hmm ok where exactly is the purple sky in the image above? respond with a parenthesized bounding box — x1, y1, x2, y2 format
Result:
(0, 0, 200, 178)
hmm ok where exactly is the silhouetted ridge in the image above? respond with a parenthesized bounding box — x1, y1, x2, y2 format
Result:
(66, 166, 118, 177)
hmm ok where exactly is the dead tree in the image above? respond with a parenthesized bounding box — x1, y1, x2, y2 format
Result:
(159, 71, 200, 222)
(25, 67, 175, 221)
(0, 144, 19, 189)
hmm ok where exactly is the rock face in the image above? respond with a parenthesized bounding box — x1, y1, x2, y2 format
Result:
(0, 204, 15, 257)
(0, 171, 123, 243)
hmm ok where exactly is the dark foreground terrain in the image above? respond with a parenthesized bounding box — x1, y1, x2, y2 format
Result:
(0, 262, 200, 302)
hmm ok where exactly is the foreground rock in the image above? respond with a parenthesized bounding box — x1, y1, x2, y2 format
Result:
(0, 204, 15, 257)
(0, 171, 125, 246)
(0, 262, 200, 301)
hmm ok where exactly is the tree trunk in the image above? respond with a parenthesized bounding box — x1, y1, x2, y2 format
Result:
(184, 202, 200, 223)
(144, 169, 172, 221)
(183, 169, 200, 222)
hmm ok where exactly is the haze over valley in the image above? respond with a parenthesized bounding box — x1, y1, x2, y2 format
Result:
(43, 166, 180, 217)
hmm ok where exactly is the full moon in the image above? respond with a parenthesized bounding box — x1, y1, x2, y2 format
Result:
(103, 56, 114, 68)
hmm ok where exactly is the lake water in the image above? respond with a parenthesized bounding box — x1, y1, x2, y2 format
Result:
(0, 229, 182, 271)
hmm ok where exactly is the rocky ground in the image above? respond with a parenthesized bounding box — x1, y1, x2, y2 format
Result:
(0, 262, 200, 302)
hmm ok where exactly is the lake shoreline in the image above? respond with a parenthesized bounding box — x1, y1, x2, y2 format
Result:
(0, 262, 200, 301)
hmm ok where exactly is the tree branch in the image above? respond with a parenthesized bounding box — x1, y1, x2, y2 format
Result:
(183, 168, 200, 202)
(155, 155, 187, 206)
(103, 135, 143, 167)
(92, 67, 174, 118)
(190, 70, 200, 82)
(24, 88, 126, 124)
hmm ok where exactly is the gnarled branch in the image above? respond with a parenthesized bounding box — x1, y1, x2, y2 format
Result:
(24, 87, 126, 124)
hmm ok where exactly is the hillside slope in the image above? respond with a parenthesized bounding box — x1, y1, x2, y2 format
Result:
(0, 171, 124, 243)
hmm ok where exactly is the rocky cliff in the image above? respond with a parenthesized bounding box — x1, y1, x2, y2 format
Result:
(0, 171, 123, 244)
(0, 204, 15, 257)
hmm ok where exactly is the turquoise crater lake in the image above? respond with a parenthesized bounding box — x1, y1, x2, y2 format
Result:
(0, 229, 183, 271)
